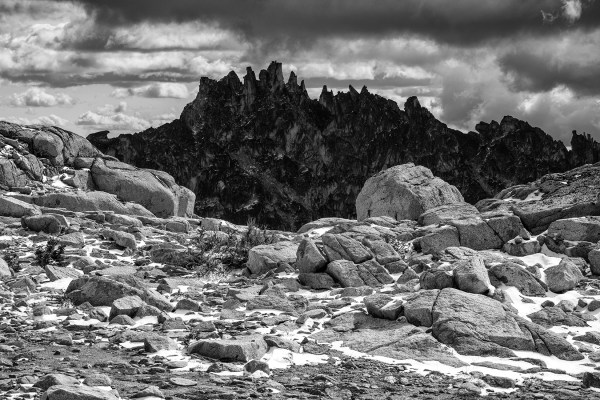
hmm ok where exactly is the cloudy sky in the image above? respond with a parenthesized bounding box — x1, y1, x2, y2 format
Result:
(1, 0, 599, 142)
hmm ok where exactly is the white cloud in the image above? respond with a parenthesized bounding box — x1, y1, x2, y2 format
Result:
(150, 113, 177, 127)
(96, 102, 128, 115)
(112, 83, 189, 99)
(10, 87, 75, 107)
(562, 0, 583, 22)
(1, 114, 69, 127)
(76, 102, 149, 132)
(76, 111, 150, 132)
(105, 21, 245, 51)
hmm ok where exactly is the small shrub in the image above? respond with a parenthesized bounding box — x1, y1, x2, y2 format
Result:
(385, 237, 415, 261)
(183, 225, 276, 277)
(34, 238, 66, 267)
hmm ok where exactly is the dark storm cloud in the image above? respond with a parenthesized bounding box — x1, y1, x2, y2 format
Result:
(0, 70, 202, 88)
(499, 51, 600, 95)
(60, 0, 600, 48)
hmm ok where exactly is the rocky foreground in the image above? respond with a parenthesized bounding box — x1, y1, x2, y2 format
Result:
(2, 123, 600, 399)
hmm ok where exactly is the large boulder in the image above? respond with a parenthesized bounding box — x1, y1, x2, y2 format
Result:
(65, 275, 172, 311)
(101, 229, 137, 250)
(545, 259, 584, 293)
(326, 260, 366, 287)
(311, 314, 466, 367)
(42, 385, 119, 400)
(0, 158, 29, 188)
(188, 336, 268, 362)
(0, 196, 41, 217)
(32, 131, 64, 164)
(326, 259, 393, 288)
(247, 241, 298, 275)
(403, 289, 439, 327)
(363, 293, 403, 320)
(452, 256, 492, 294)
(28, 191, 154, 216)
(514, 316, 583, 361)
(62, 169, 95, 190)
(419, 225, 461, 254)
(527, 306, 588, 328)
(90, 157, 195, 218)
(420, 203, 523, 250)
(356, 163, 463, 221)
(488, 263, 547, 296)
(22, 214, 62, 234)
(432, 288, 535, 357)
(547, 216, 600, 242)
(322, 233, 372, 263)
(295, 239, 328, 273)
(361, 238, 401, 264)
(31, 125, 102, 166)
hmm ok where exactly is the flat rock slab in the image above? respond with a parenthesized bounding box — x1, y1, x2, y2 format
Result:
(311, 314, 465, 368)
(169, 377, 197, 387)
(548, 216, 600, 242)
(188, 335, 268, 362)
(431, 288, 535, 357)
(42, 385, 120, 400)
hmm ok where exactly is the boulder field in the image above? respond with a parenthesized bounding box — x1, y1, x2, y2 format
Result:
(0, 121, 194, 218)
(2, 139, 600, 399)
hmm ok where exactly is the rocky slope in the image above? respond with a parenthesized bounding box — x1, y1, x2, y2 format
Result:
(477, 162, 600, 234)
(89, 61, 600, 229)
(0, 121, 195, 218)
(2, 160, 600, 399)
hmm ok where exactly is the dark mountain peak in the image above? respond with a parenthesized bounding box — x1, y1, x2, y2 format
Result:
(300, 79, 307, 92)
(571, 130, 600, 165)
(89, 61, 600, 229)
(222, 70, 242, 92)
(348, 84, 359, 99)
(405, 96, 421, 110)
(319, 85, 336, 114)
(287, 70, 297, 86)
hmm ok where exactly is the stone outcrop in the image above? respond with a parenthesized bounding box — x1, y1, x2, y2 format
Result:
(355, 163, 463, 221)
(419, 203, 524, 251)
(478, 163, 600, 234)
(90, 158, 195, 218)
(0, 121, 195, 218)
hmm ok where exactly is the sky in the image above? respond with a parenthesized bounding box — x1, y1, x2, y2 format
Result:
(0, 0, 599, 143)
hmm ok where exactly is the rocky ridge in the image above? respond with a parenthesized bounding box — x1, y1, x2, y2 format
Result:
(88, 61, 600, 229)
(2, 158, 600, 399)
